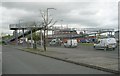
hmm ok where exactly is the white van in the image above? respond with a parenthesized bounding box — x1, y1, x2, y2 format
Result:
(93, 38, 117, 50)
(64, 39, 78, 48)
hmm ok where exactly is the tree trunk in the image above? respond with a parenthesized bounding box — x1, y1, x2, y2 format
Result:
(43, 30, 46, 51)
(33, 40, 37, 49)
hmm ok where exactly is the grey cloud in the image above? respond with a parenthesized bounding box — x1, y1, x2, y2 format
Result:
(79, 10, 98, 15)
(1, 1, 118, 34)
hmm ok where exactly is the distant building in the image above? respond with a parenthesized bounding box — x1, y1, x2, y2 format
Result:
(48, 28, 78, 42)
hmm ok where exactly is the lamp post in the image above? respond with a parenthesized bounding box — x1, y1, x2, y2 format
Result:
(60, 20, 63, 42)
(46, 8, 56, 25)
(19, 19, 24, 46)
(46, 8, 56, 45)
(19, 19, 23, 35)
(31, 28, 33, 48)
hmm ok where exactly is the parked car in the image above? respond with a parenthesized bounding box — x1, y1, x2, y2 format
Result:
(64, 39, 78, 48)
(93, 38, 117, 50)
(49, 39, 62, 46)
(80, 39, 90, 43)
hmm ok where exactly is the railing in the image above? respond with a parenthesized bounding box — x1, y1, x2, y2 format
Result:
(9, 22, 43, 29)
(76, 28, 114, 32)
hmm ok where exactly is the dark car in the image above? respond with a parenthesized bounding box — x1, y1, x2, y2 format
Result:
(80, 39, 90, 43)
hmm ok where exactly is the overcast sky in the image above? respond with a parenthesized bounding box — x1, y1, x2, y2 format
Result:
(0, 0, 119, 35)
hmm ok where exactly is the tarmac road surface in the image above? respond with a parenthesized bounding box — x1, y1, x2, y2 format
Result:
(2, 46, 111, 74)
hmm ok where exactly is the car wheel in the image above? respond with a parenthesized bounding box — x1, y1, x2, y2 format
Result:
(112, 48, 115, 51)
(64, 45, 66, 48)
(93, 46, 97, 50)
(93, 46, 96, 49)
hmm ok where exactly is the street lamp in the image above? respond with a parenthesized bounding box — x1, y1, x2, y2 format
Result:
(16, 19, 23, 45)
(19, 19, 23, 34)
(19, 19, 25, 46)
(60, 20, 63, 42)
(60, 20, 63, 29)
(46, 8, 56, 45)
(46, 8, 56, 26)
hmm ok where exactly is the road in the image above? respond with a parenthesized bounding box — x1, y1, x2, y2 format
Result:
(2, 46, 111, 74)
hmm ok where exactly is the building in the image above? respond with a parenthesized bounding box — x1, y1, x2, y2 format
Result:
(48, 28, 78, 42)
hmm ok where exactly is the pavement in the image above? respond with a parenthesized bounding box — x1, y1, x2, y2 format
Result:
(5, 44, 120, 74)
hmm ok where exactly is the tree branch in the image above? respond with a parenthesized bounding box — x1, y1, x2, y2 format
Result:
(40, 10, 47, 25)
(48, 18, 53, 25)
(50, 20, 57, 27)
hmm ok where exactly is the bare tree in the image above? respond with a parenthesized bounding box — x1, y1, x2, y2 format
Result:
(40, 8, 57, 51)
